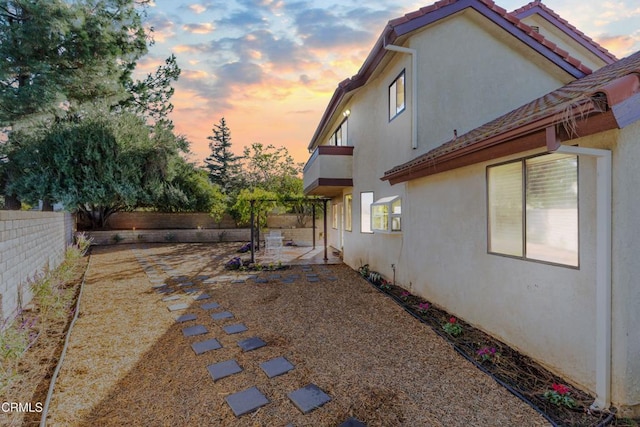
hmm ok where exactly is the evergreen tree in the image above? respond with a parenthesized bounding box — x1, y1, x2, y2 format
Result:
(204, 118, 242, 193)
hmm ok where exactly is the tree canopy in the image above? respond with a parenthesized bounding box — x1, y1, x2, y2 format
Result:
(204, 117, 243, 193)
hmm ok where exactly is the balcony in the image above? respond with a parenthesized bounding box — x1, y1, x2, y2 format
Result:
(303, 145, 354, 197)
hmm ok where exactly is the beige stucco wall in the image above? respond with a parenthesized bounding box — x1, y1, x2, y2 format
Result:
(519, 14, 610, 71)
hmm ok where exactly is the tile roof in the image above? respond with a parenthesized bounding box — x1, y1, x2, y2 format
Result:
(308, 0, 594, 150)
(511, 1, 617, 63)
(382, 51, 640, 183)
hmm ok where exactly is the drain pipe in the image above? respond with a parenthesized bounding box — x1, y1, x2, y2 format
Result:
(547, 134, 612, 411)
(384, 40, 418, 149)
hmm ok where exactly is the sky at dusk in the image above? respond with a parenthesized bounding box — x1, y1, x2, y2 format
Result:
(136, 0, 640, 165)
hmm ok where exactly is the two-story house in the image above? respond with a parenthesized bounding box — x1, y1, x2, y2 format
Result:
(303, 0, 640, 416)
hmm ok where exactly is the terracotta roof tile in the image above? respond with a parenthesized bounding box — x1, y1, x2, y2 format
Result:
(383, 51, 640, 180)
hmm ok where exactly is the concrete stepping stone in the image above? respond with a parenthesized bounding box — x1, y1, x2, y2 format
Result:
(151, 282, 167, 288)
(156, 287, 172, 294)
(176, 313, 196, 323)
(232, 279, 245, 284)
(307, 277, 320, 283)
(168, 303, 189, 311)
(224, 386, 269, 417)
(178, 281, 195, 287)
(223, 323, 248, 335)
(212, 311, 234, 320)
(340, 417, 367, 427)
(194, 293, 211, 301)
(162, 295, 180, 302)
(260, 356, 294, 378)
(183, 288, 199, 294)
(207, 359, 242, 382)
(182, 325, 208, 337)
(237, 336, 266, 352)
(192, 338, 222, 355)
(254, 278, 268, 284)
(201, 302, 221, 310)
(288, 384, 331, 414)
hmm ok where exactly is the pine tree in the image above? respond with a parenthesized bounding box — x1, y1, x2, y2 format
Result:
(204, 118, 242, 193)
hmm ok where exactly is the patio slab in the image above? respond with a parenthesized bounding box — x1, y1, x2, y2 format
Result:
(223, 323, 248, 335)
(201, 302, 221, 310)
(288, 384, 331, 414)
(168, 303, 189, 311)
(237, 336, 266, 352)
(340, 417, 367, 427)
(175, 313, 197, 323)
(207, 359, 242, 382)
(212, 311, 234, 320)
(192, 338, 222, 355)
(224, 386, 269, 417)
(194, 293, 211, 301)
(162, 295, 180, 302)
(260, 356, 294, 378)
(182, 325, 208, 337)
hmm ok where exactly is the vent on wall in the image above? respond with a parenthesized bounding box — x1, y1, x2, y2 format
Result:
(531, 25, 540, 33)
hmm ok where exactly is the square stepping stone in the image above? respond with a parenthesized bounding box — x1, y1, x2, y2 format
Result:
(156, 287, 172, 294)
(231, 279, 245, 284)
(152, 282, 167, 289)
(182, 325, 208, 337)
(288, 384, 331, 414)
(192, 338, 222, 355)
(340, 417, 367, 427)
(178, 281, 195, 287)
(176, 313, 197, 323)
(223, 323, 248, 335)
(168, 303, 189, 311)
(201, 302, 221, 310)
(307, 278, 320, 283)
(207, 359, 242, 382)
(237, 336, 266, 352)
(194, 293, 211, 301)
(183, 288, 199, 294)
(212, 311, 234, 320)
(254, 278, 268, 284)
(162, 295, 180, 302)
(224, 386, 269, 417)
(260, 356, 294, 378)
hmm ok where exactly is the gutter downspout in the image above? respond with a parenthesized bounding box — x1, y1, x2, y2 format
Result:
(547, 133, 612, 411)
(384, 41, 418, 149)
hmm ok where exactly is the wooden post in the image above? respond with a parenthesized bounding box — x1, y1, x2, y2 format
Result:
(323, 199, 328, 262)
(312, 203, 316, 250)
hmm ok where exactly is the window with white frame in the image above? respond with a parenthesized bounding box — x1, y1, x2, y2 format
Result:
(371, 196, 402, 233)
(345, 194, 352, 231)
(389, 70, 405, 121)
(360, 192, 373, 233)
(328, 118, 348, 146)
(487, 153, 578, 267)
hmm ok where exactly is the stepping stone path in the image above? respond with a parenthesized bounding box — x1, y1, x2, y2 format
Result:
(132, 249, 339, 422)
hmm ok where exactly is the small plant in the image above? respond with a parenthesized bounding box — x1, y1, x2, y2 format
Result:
(442, 316, 463, 336)
(544, 384, 577, 409)
(217, 231, 227, 242)
(477, 346, 499, 362)
(379, 279, 392, 291)
(137, 233, 145, 240)
(417, 302, 430, 315)
(112, 233, 124, 243)
(358, 264, 370, 278)
(400, 291, 410, 301)
(238, 242, 252, 253)
(164, 232, 176, 242)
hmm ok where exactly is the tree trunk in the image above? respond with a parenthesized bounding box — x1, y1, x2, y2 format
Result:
(41, 198, 54, 211)
(4, 194, 21, 210)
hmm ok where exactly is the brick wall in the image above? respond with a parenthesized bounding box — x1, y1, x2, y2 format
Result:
(0, 211, 75, 324)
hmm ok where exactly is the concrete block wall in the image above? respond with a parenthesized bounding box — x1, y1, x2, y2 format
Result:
(0, 211, 75, 324)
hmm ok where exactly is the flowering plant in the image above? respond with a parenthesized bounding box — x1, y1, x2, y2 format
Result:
(379, 278, 392, 291)
(477, 346, 498, 362)
(225, 257, 243, 270)
(417, 302, 430, 315)
(400, 291, 410, 301)
(543, 383, 577, 408)
(442, 317, 463, 336)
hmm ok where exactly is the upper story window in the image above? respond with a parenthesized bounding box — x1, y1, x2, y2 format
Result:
(371, 195, 402, 233)
(389, 70, 405, 121)
(328, 118, 348, 146)
(487, 153, 578, 267)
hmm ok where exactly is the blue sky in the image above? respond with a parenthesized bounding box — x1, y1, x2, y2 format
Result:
(137, 0, 640, 163)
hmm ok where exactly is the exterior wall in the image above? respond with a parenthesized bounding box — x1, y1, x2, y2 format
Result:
(519, 14, 610, 71)
(0, 211, 75, 323)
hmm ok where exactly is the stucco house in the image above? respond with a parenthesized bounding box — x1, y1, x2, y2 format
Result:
(303, 0, 640, 416)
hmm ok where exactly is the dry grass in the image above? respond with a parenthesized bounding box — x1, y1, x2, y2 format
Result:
(44, 243, 549, 426)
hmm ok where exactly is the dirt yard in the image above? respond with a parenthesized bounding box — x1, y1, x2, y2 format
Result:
(44, 243, 549, 426)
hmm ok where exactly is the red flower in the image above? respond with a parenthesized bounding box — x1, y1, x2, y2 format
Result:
(449, 317, 457, 323)
(552, 384, 570, 395)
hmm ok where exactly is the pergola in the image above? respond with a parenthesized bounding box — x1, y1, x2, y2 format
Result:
(247, 197, 331, 264)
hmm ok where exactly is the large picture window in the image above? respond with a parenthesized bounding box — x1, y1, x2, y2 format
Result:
(487, 153, 578, 267)
(360, 192, 373, 233)
(328, 118, 348, 146)
(389, 70, 405, 121)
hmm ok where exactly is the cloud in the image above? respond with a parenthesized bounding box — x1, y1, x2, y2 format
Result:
(188, 4, 207, 14)
(596, 32, 640, 57)
(292, 7, 372, 49)
(182, 22, 215, 34)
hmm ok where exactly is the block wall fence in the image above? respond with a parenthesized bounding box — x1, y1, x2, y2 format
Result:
(0, 211, 75, 324)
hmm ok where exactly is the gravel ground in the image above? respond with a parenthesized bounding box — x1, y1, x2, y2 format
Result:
(46, 243, 550, 426)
